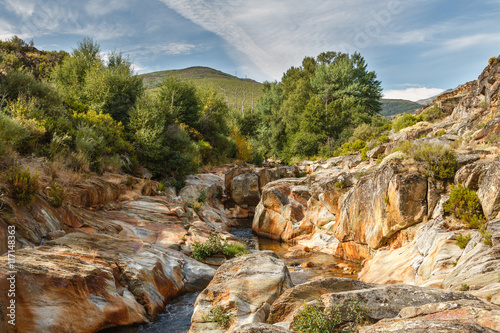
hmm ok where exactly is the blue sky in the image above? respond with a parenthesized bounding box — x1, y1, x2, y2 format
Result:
(1, 0, 499, 101)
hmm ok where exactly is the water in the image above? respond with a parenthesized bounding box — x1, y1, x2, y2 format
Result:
(99, 292, 199, 333)
(104, 218, 361, 332)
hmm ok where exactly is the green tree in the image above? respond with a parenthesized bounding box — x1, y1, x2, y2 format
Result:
(158, 77, 200, 130)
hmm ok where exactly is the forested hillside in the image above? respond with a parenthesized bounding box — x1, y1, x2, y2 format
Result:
(1, 37, 392, 185)
(380, 99, 422, 117)
(140, 67, 262, 116)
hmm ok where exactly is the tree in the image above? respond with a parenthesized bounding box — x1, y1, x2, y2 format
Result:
(311, 52, 382, 114)
(158, 77, 200, 130)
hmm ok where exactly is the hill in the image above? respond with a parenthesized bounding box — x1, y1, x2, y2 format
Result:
(380, 99, 422, 117)
(139, 67, 263, 113)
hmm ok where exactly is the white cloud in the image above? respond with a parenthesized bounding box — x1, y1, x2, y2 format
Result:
(383, 87, 444, 102)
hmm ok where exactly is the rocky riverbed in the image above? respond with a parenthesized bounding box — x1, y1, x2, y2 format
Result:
(2, 58, 500, 332)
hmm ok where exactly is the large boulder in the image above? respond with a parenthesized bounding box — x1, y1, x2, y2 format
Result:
(359, 218, 500, 304)
(268, 277, 377, 325)
(231, 172, 261, 206)
(252, 178, 312, 241)
(188, 251, 293, 333)
(0, 233, 215, 333)
(477, 158, 500, 220)
(334, 164, 428, 257)
(360, 299, 500, 332)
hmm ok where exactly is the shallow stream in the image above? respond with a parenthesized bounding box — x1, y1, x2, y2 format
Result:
(102, 218, 360, 333)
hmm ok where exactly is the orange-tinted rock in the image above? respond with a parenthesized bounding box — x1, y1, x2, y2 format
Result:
(0, 233, 215, 333)
(335, 164, 427, 250)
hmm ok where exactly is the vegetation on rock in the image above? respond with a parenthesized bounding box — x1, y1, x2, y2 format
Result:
(444, 183, 485, 229)
(292, 298, 366, 333)
(190, 234, 249, 261)
(8, 165, 39, 206)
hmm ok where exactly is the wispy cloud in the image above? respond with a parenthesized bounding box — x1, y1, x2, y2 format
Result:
(383, 87, 444, 102)
(85, 0, 130, 17)
(159, 0, 281, 79)
(3, 0, 36, 18)
(424, 33, 500, 57)
(126, 42, 200, 57)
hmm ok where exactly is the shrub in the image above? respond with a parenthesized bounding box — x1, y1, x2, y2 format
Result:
(420, 105, 446, 122)
(198, 189, 208, 203)
(190, 234, 249, 261)
(456, 233, 471, 249)
(411, 143, 457, 180)
(292, 298, 366, 333)
(47, 182, 65, 207)
(334, 140, 366, 157)
(202, 305, 233, 329)
(435, 129, 446, 137)
(489, 56, 497, 66)
(392, 113, 420, 132)
(8, 166, 39, 206)
(460, 284, 468, 291)
(444, 184, 486, 229)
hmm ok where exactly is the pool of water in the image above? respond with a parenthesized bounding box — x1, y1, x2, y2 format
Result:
(99, 292, 200, 333)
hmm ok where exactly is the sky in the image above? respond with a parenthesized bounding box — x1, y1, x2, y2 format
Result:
(1, 0, 499, 101)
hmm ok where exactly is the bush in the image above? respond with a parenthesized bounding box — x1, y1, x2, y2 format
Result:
(8, 166, 39, 206)
(190, 234, 249, 261)
(456, 232, 471, 249)
(444, 183, 486, 229)
(292, 298, 366, 333)
(392, 113, 420, 132)
(202, 305, 233, 329)
(411, 143, 457, 180)
(47, 182, 65, 207)
(420, 105, 446, 122)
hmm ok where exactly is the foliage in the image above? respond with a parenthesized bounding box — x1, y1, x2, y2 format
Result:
(190, 234, 249, 261)
(130, 95, 200, 178)
(456, 232, 471, 249)
(47, 182, 65, 207)
(411, 143, 457, 180)
(444, 184, 486, 229)
(420, 105, 446, 122)
(231, 128, 253, 162)
(8, 166, 39, 206)
(202, 305, 233, 329)
(392, 113, 420, 132)
(435, 129, 446, 137)
(292, 298, 366, 333)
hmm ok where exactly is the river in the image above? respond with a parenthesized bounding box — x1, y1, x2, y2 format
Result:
(100, 218, 360, 333)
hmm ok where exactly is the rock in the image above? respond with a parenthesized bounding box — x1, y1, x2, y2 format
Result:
(231, 172, 261, 206)
(477, 158, 500, 220)
(252, 178, 311, 241)
(268, 277, 377, 324)
(188, 251, 293, 333)
(335, 164, 428, 257)
(359, 218, 500, 303)
(314, 284, 479, 323)
(360, 299, 500, 332)
(66, 176, 124, 208)
(47, 229, 66, 240)
(361, 320, 497, 333)
(233, 323, 295, 333)
(455, 162, 489, 190)
(367, 145, 386, 159)
(179, 173, 224, 204)
(456, 153, 482, 168)
(0, 233, 216, 333)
